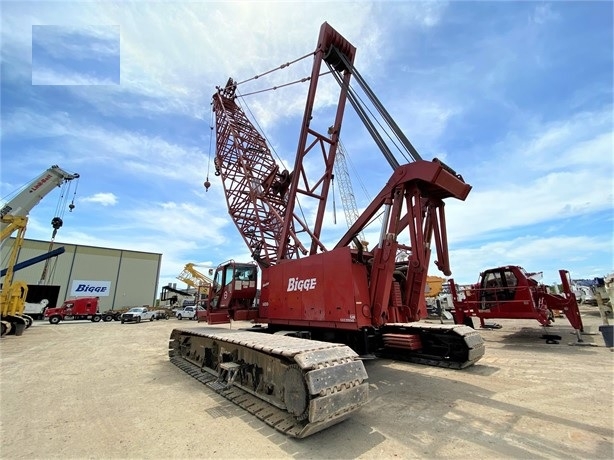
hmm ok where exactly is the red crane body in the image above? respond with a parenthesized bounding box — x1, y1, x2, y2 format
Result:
(171, 22, 484, 439)
(205, 22, 480, 362)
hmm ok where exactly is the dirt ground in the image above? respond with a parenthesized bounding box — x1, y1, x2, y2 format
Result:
(1, 307, 613, 459)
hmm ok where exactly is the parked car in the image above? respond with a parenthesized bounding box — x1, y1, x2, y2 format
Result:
(175, 305, 204, 320)
(120, 307, 155, 323)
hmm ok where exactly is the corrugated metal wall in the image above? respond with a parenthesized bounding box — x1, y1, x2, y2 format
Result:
(1, 238, 162, 309)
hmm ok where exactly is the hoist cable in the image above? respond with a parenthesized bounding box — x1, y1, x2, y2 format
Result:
(234, 89, 310, 240)
(1, 171, 41, 206)
(54, 181, 72, 218)
(68, 176, 79, 212)
(332, 175, 336, 225)
(328, 64, 400, 170)
(234, 90, 285, 168)
(238, 76, 312, 98)
(236, 70, 332, 99)
(330, 47, 422, 163)
(346, 82, 411, 165)
(232, 51, 315, 88)
(207, 108, 214, 180)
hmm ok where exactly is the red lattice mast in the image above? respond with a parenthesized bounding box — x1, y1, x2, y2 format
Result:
(212, 22, 357, 267)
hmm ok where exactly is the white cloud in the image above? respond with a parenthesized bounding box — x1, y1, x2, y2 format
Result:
(437, 107, 613, 245)
(530, 3, 560, 25)
(81, 192, 118, 206)
(1, 1, 446, 121)
(507, 109, 613, 173)
(445, 168, 612, 244)
(2, 108, 209, 183)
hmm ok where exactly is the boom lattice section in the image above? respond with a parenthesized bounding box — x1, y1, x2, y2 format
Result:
(212, 82, 302, 266)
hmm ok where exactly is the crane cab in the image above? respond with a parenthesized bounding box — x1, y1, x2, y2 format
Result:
(203, 261, 258, 324)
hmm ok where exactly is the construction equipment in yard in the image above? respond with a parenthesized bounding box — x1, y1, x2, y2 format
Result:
(177, 263, 213, 291)
(169, 22, 484, 438)
(176, 262, 213, 304)
(1, 165, 79, 336)
(0, 247, 66, 319)
(450, 265, 584, 340)
(426, 276, 446, 298)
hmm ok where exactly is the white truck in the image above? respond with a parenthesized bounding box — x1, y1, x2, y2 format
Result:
(120, 307, 155, 323)
(175, 305, 201, 320)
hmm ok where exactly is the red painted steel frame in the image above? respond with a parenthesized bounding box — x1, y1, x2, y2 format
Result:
(256, 161, 471, 329)
(277, 22, 356, 260)
(212, 84, 302, 267)
(212, 22, 356, 267)
(259, 247, 371, 330)
(451, 267, 583, 331)
(336, 160, 471, 323)
(211, 22, 472, 328)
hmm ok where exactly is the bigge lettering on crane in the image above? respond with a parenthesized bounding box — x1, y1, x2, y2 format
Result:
(287, 277, 317, 292)
(75, 284, 108, 293)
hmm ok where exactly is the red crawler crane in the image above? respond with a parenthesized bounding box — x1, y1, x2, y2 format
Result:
(170, 22, 484, 439)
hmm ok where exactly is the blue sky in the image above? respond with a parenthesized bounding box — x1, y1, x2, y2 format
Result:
(1, 0, 612, 290)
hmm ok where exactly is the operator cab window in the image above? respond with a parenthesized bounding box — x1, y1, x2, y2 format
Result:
(502, 269, 517, 300)
(504, 272, 517, 287)
(481, 272, 503, 307)
(235, 266, 255, 281)
(244, 266, 256, 281)
(483, 272, 502, 289)
(224, 265, 234, 285)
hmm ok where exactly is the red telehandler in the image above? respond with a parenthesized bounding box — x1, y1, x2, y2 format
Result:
(169, 22, 484, 438)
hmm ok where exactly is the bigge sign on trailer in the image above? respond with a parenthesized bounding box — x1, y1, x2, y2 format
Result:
(71, 280, 111, 296)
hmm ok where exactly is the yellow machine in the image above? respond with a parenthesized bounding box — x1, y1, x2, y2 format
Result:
(425, 275, 445, 298)
(1, 165, 79, 336)
(176, 263, 213, 302)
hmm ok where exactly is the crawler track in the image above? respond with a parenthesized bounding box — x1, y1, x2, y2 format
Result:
(379, 323, 485, 369)
(169, 327, 369, 438)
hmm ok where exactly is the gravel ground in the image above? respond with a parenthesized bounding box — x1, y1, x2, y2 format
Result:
(1, 307, 613, 459)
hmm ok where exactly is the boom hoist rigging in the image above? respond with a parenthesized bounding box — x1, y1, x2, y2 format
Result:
(170, 22, 485, 438)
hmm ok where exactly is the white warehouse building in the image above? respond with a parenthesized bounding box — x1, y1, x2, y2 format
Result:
(1, 237, 162, 311)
